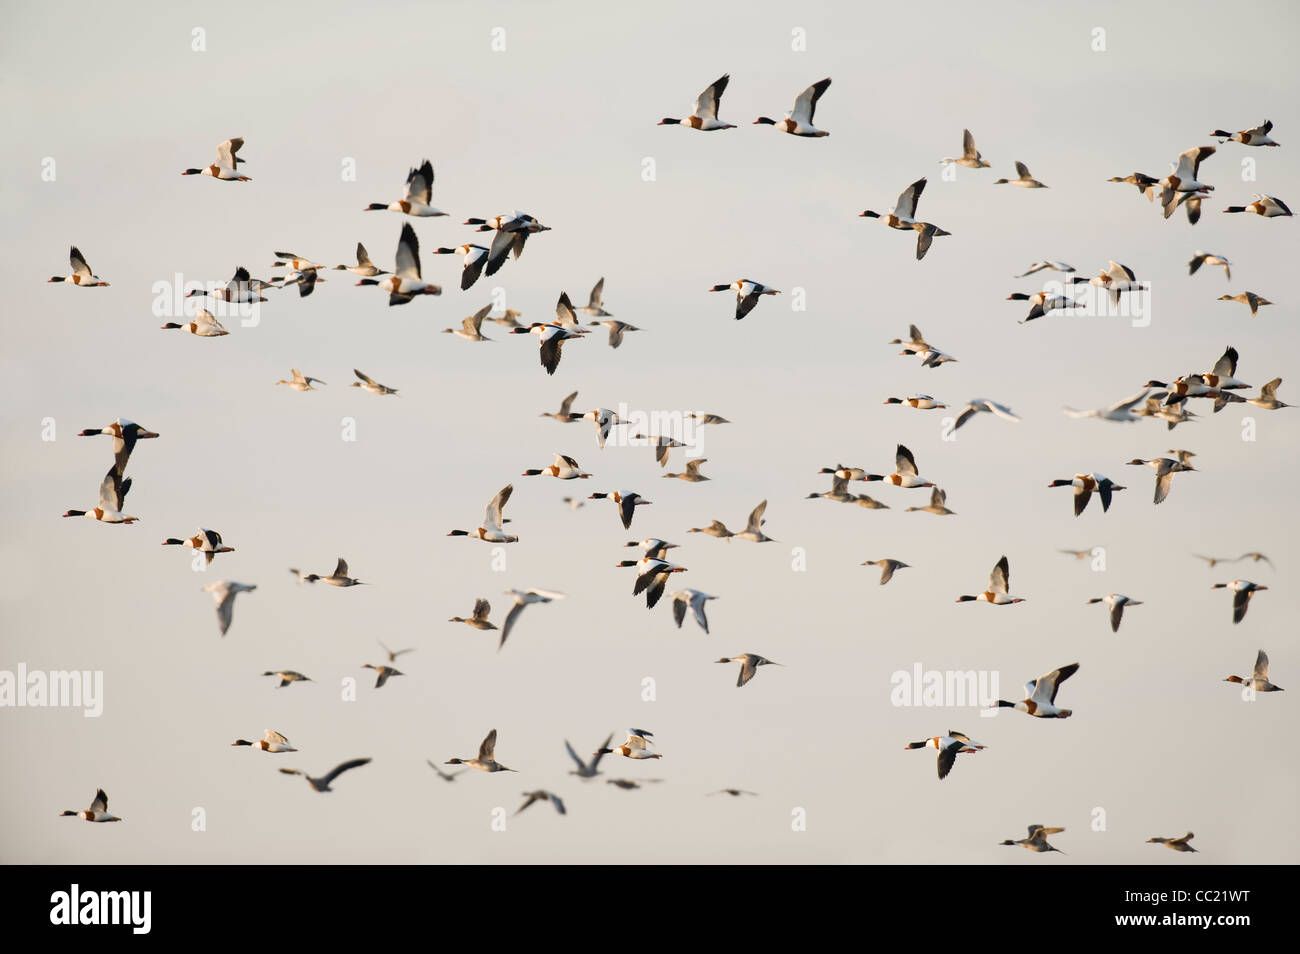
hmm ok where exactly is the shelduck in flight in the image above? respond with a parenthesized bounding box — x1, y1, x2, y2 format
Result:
(753, 78, 832, 137)
(48, 246, 109, 286)
(993, 663, 1079, 718)
(709, 279, 781, 320)
(364, 159, 445, 216)
(1210, 119, 1278, 146)
(956, 555, 1025, 605)
(161, 528, 234, 565)
(357, 222, 442, 305)
(1048, 473, 1126, 516)
(859, 178, 951, 260)
(905, 731, 986, 780)
(448, 485, 518, 543)
(659, 74, 735, 130)
(60, 789, 121, 822)
(181, 138, 250, 181)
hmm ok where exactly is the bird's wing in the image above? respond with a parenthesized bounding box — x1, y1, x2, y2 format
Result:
(478, 729, 498, 761)
(735, 289, 762, 320)
(484, 485, 513, 530)
(694, 74, 729, 120)
(395, 222, 422, 279)
(989, 556, 1010, 594)
(1254, 649, 1269, 680)
(500, 602, 525, 649)
(97, 466, 129, 512)
(791, 78, 830, 124)
(746, 500, 768, 533)
(321, 758, 372, 785)
(895, 178, 926, 219)
(405, 160, 434, 206)
(895, 444, 919, 477)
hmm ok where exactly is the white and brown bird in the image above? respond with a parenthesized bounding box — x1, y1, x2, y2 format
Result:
(60, 789, 122, 822)
(993, 663, 1079, 719)
(753, 77, 832, 137)
(76, 418, 159, 477)
(364, 159, 445, 216)
(181, 137, 251, 181)
(956, 555, 1025, 605)
(48, 246, 109, 286)
(905, 731, 987, 780)
(659, 74, 735, 131)
(356, 222, 441, 305)
(448, 485, 518, 543)
(596, 729, 662, 760)
(161, 307, 228, 337)
(708, 279, 781, 320)
(859, 177, 951, 259)
(231, 729, 296, 753)
(587, 490, 651, 530)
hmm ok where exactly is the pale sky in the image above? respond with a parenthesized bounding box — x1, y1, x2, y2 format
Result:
(2, 0, 1297, 864)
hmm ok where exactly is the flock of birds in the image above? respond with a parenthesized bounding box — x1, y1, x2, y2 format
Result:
(45, 70, 1293, 860)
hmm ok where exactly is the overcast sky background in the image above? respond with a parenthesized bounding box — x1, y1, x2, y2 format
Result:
(2, 0, 1297, 864)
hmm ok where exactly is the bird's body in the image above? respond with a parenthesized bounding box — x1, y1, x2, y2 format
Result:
(446, 729, 515, 772)
(231, 729, 296, 753)
(956, 555, 1025, 605)
(1086, 594, 1143, 633)
(364, 160, 445, 216)
(1224, 649, 1283, 692)
(994, 663, 1079, 718)
(1000, 824, 1065, 853)
(60, 789, 121, 822)
(181, 138, 250, 181)
(1212, 580, 1268, 624)
(716, 654, 782, 687)
(754, 78, 832, 136)
(659, 74, 735, 130)
(905, 731, 987, 780)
